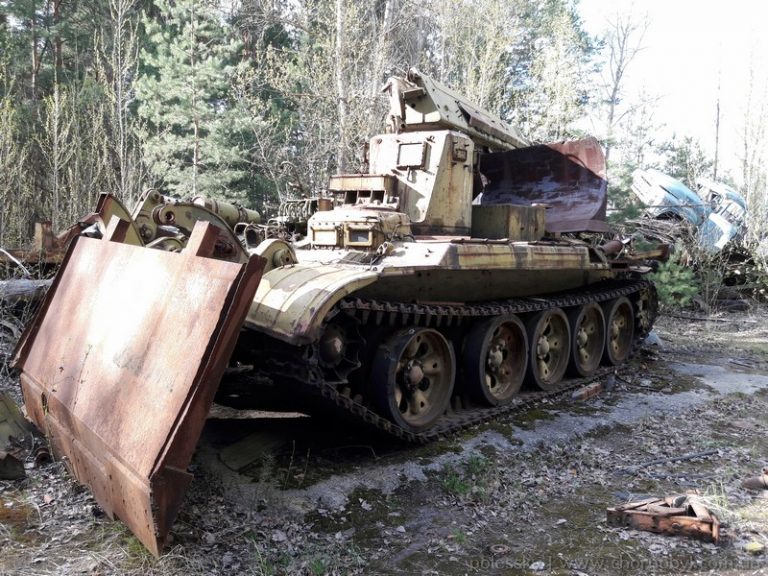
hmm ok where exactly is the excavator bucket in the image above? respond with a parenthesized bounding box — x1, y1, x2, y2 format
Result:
(12, 218, 265, 555)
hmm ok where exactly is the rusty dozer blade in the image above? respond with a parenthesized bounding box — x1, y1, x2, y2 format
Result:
(12, 218, 265, 555)
(477, 136, 609, 233)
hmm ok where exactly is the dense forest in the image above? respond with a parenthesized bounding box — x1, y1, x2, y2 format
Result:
(0, 0, 766, 250)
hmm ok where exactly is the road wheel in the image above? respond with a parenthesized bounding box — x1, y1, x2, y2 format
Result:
(525, 308, 570, 391)
(602, 297, 635, 365)
(373, 328, 455, 432)
(567, 303, 605, 377)
(464, 315, 528, 406)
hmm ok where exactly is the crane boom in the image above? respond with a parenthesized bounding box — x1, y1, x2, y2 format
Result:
(384, 68, 528, 152)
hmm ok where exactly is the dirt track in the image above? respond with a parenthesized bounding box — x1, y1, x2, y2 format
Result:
(2, 307, 768, 575)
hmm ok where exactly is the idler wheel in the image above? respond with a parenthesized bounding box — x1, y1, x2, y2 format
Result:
(373, 327, 455, 432)
(464, 315, 528, 406)
(567, 303, 606, 377)
(602, 297, 635, 365)
(525, 308, 570, 391)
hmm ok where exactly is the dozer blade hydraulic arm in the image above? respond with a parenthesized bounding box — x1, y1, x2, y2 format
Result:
(12, 217, 265, 555)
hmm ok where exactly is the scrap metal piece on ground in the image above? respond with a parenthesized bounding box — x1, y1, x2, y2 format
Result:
(607, 495, 720, 543)
(571, 381, 603, 401)
(0, 391, 32, 449)
(12, 218, 265, 556)
(0, 194, 140, 267)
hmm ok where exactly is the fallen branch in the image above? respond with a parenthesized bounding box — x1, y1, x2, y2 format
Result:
(619, 449, 720, 475)
(663, 313, 732, 323)
(0, 279, 52, 304)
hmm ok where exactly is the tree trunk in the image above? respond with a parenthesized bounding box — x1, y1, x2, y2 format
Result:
(0, 279, 52, 304)
(335, 0, 347, 172)
(30, 0, 38, 98)
(370, 0, 396, 99)
(53, 0, 63, 82)
(191, 2, 199, 196)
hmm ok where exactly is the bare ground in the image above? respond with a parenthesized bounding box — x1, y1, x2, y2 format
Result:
(2, 306, 768, 576)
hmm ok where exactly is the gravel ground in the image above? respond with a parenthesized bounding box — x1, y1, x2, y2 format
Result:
(1, 305, 768, 575)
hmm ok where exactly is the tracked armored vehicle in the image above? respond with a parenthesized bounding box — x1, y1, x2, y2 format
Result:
(219, 69, 659, 438)
(13, 69, 662, 554)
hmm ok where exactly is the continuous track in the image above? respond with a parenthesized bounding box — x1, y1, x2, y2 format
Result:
(228, 278, 657, 444)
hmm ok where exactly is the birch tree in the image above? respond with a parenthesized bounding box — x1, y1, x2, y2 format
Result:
(598, 11, 648, 164)
(240, 0, 426, 197)
(739, 59, 768, 241)
(98, 0, 143, 202)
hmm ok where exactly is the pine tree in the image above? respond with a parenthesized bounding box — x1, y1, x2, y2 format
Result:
(661, 136, 713, 190)
(502, 0, 597, 141)
(135, 0, 253, 201)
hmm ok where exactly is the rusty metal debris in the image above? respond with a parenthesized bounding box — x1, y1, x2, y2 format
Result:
(12, 219, 265, 555)
(0, 221, 74, 266)
(0, 391, 32, 449)
(570, 381, 603, 401)
(607, 494, 720, 543)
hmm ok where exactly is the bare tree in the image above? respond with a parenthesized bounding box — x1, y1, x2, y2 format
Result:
(599, 10, 649, 164)
(239, 0, 428, 197)
(334, 0, 348, 171)
(739, 56, 768, 241)
(103, 0, 142, 202)
(0, 89, 30, 246)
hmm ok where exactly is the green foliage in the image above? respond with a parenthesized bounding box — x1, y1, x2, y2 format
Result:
(136, 0, 256, 202)
(649, 257, 699, 308)
(3, 0, 752, 264)
(0, 0, 143, 244)
(440, 465, 472, 497)
(439, 453, 493, 501)
(516, 0, 598, 140)
(450, 529, 468, 544)
(660, 135, 713, 190)
(465, 453, 490, 477)
(499, 0, 600, 140)
(607, 161, 643, 223)
(308, 557, 327, 576)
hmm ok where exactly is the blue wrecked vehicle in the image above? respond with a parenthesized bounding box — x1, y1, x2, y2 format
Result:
(631, 169, 746, 252)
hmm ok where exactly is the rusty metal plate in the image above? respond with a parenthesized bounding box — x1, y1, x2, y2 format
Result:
(607, 495, 720, 543)
(12, 220, 264, 555)
(477, 137, 609, 233)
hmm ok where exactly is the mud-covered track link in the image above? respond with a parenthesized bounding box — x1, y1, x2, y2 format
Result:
(222, 278, 657, 443)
